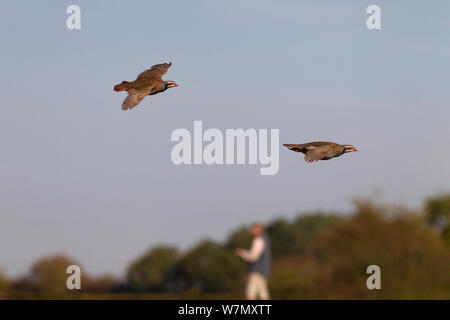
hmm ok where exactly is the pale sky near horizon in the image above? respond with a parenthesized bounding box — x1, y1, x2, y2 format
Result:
(1, 1, 450, 277)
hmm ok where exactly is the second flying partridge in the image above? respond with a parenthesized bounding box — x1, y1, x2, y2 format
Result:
(284, 142, 357, 163)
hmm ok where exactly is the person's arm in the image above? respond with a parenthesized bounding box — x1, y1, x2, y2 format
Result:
(239, 237, 265, 262)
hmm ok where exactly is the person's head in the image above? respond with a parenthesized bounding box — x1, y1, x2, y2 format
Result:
(250, 223, 264, 237)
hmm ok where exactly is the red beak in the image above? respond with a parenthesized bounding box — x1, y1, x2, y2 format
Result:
(353, 148, 358, 152)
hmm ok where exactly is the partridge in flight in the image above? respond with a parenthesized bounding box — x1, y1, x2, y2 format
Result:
(284, 142, 358, 163)
(114, 62, 178, 111)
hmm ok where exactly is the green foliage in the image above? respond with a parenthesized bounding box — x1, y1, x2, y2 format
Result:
(425, 194, 450, 225)
(0, 270, 8, 291)
(425, 194, 450, 245)
(225, 227, 252, 250)
(311, 201, 450, 299)
(269, 256, 320, 299)
(177, 240, 246, 293)
(127, 246, 179, 292)
(291, 213, 345, 255)
(442, 226, 450, 245)
(267, 218, 296, 259)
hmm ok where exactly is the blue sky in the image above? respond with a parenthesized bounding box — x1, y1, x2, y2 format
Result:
(1, 0, 450, 277)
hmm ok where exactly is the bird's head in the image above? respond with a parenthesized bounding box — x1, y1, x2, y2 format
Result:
(343, 145, 358, 153)
(165, 81, 179, 88)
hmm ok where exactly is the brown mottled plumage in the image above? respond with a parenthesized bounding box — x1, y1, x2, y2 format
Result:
(283, 142, 357, 163)
(114, 63, 178, 111)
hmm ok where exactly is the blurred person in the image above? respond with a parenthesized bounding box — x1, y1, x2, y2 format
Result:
(234, 223, 271, 300)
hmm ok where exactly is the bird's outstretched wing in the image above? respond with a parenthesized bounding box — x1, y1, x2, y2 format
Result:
(136, 62, 172, 80)
(122, 93, 148, 111)
(304, 146, 330, 163)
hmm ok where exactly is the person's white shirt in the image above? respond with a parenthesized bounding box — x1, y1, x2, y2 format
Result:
(240, 236, 265, 262)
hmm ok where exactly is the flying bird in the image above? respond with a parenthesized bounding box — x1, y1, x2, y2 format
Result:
(114, 62, 178, 111)
(283, 142, 358, 163)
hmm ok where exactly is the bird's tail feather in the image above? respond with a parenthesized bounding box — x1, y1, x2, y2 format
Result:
(283, 144, 304, 152)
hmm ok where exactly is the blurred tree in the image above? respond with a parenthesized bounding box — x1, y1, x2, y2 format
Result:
(127, 246, 179, 292)
(28, 254, 82, 294)
(0, 270, 8, 291)
(269, 256, 320, 299)
(425, 194, 450, 243)
(425, 194, 450, 225)
(225, 227, 252, 251)
(442, 227, 450, 245)
(177, 240, 245, 293)
(312, 200, 450, 299)
(291, 213, 345, 255)
(266, 218, 296, 259)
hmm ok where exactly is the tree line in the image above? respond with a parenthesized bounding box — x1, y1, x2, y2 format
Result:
(2, 194, 450, 299)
